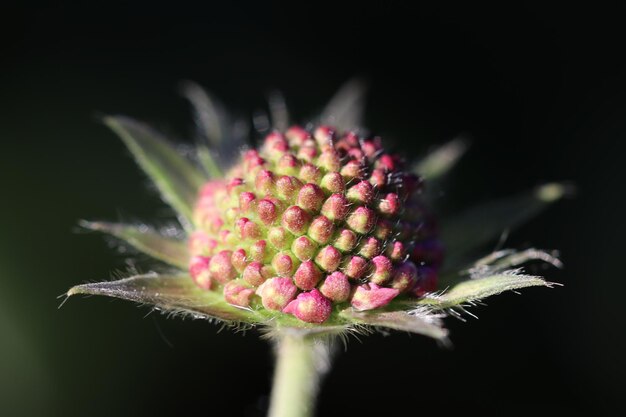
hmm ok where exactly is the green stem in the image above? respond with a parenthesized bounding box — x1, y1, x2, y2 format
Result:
(268, 333, 330, 417)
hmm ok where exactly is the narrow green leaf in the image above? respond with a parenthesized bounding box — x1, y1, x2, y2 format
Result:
(104, 116, 206, 225)
(340, 308, 449, 341)
(67, 273, 261, 323)
(320, 78, 367, 132)
(418, 273, 555, 309)
(441, 182, 571, 268)
(80, 221, 189, 269)
(414, 138, 468, 180)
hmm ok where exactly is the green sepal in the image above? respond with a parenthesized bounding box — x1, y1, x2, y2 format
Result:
(103, 116, 207, 228)
(340, 308, 448, 341)
(80, 221, 189, 269)
(417, 273, 556, 310)
(67, 273, 260, 323)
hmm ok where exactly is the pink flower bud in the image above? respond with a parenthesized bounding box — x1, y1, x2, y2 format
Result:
(283, 289, 332, 324)
(272, 252, 296, 277)
(318, 149, 341, 172)
(374, 218, 393, 240)
(238, 191, 256, 212)
(285, 125, 310, 146)
(257, 277, 298, 311)
(257, 198, 279, 225)
(297, 183, 325, 212)
(250, 239, 268, 262)
(320, 172, 345, 194)
(314, 125, 335, 147)
(340, 159, 363, 181)
(357, 236, 381, 259)
(189, 255, 212, 290)
(375, 153, 396, 171)
(242, 261, 272, 287)
(346, 180, 374, 204)
(227, 177, 245, 195)
(209, 250, 236, 284)
(351, 283, 399, 311)
(255, 169, 275, 196)
(235, 217, 261, 240)
(369, 168, 387, 187)
(320, 271, 351, 302)
(346, 206, 376, 234)
(268, 226, 292, 250)
(370, 255, 393, 284)
(281, 205, 311, 235)
(189, 231, 214, 256)
(377, 193, 400, 216)
(275, 175, 302, 203)
(308, 215, 335, 244)
(320, 194, 349, 222)
(298, 140, 317, 162)
(299, 162, 322, 183)
(243, 150, 265, 172)
(390, 261, 418, 293)
(231, 248, 248, 273)
(223, 280, 255, 307)
(315, 245, 342, 272)
(385, 241, 406, 261)
(342, 255, 368, 280)
(293, 260, 322, 290)
(332, 228, 357, 252)
(276, 153, 300, 176)
(292, 236, 318, 261)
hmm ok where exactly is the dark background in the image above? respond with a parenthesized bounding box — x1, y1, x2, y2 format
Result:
(1, 2, 625, 416)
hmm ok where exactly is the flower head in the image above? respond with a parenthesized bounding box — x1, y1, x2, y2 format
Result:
(67, 80, 566, 341)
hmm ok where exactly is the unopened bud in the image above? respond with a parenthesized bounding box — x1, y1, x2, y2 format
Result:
(189, 255, 212, 290)
(257, 277, 298, 311)
(308, 215, 335, 245)
(315, 245, 342, 272)
(223, 280, 255, 307)
(293, 260, 322, 290)
(283, 289, 332, 324)
(370, 255, 393, 284)
(320, 194, 349, 222)
(209, 250, 236, 284)
(282, 205, 311, 235)
(319, 271, 351, 302)
(351, 283, 399, 311)
(346, 206, 376, 234)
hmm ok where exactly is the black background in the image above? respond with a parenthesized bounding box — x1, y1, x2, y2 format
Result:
(1, 2, 625, 417)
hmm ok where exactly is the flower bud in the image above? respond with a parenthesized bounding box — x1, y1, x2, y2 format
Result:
(318, 148, 341, 172)
(350, 283, 399, 311)
(283, 289, 332, 324)
(285, 125, 310, 146)
(315, 245, 342, 272)
(346, 180, 374, 205)
(370, 255, 393, 284)
(369, 168, 387, 187)
(293, 260, 322, 290)
(257, 198, 279, 225)
(320, 271, 351, 302)
(346, 206, 376, 234)
(242, 261, 272, 287)
(189, 255, 212, 290)
(320, 172, 345, 194)
(275, 175, 302, 203)
(314, 125, 335, 147)
(236, 217, 261, 240)
(342, 255, 368, 280)
(299, 162, 322, 183)
(377, 193, 400, 216)
(250, 239, 269, 262)
(209, 250, 236, 284)
(340, 159, 363, 181)
(282, 205, 311, 235)
(390, 261, 418, 293)
(357, 236, 381, 259)
(292, 236, 318, 261)
(276, 153, 300, 176)
(238, 191, 256, 213)
(189, 231, 215, 256)
(272, 252, 297, 277)
(255, 169, 275, 196)
(385, 241, 406, 261)
(332, 228, 357, 252)
(231, 248, 248, 273)
(308, 215, 335, 244)
(223, 280, 255, 307)
(320, 194, 349, 222)
(268, 226, 291, 250)
(257, 277, 298, 311)
(297, 183, 325, 212)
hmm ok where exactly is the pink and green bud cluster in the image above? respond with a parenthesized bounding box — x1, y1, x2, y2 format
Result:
(188, 126, 443, 324)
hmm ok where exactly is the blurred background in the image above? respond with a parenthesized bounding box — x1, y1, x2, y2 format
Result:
(1, 2, 625, 416)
